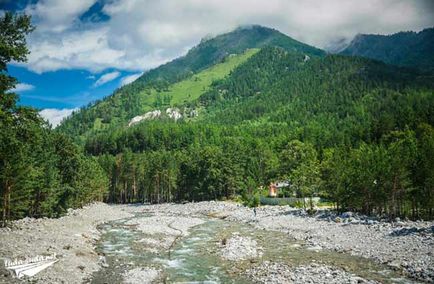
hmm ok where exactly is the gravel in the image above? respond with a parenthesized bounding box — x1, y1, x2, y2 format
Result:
(220, 232, 263, 261)
(139, 201, 434, 282)
(122, 267, 161, 284)
(1, 201, 433, 283)
(127, 214, 204, 251)
(0, 203, 133, 284)
(246, 261, 380, 284)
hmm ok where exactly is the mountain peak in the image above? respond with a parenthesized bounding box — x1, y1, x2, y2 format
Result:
(58, 26, 325, 138)
(131, 25, 324, 86)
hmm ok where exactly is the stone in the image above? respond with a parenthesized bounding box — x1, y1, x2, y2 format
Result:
(341, 212, 354, 218)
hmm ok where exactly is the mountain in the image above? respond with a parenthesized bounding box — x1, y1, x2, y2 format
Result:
(58, 25, 324, 140)
(58, 26, 434, 217)
(339, 27, 434, 72)
(82, 46, 434, 215)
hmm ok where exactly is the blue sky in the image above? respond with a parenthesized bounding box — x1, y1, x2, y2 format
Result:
(2, 0, 433, 126)
(10, 65, 140, 109)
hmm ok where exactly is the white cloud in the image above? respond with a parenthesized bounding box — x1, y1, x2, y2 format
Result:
(39, 108, 78, 127)
(93, 71, 121, 87)
(17, 0, 434, 73)
(25, 0, 96, 32)
(12, 83, 35, 92)
(120, 73, 143, 86)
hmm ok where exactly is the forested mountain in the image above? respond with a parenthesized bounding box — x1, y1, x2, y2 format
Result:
(58, 25, 325, 141)
(55, 25, 434, 219)
(340, 27, 434, 72)
(78, 44, 434, 218)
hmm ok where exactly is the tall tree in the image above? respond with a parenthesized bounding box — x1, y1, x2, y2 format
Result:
(0, 12, 34, 225)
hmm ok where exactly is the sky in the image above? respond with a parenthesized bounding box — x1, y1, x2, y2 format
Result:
(1, 0, 434, 126)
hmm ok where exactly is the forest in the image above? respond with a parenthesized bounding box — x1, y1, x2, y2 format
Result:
(0, 13, 108, 225)
(83, 47, 434, 219)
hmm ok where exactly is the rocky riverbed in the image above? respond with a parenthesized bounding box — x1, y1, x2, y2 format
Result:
(0, 201, 433, 283)
(0, 203, 133, 283)
(143, 201, 434, 282)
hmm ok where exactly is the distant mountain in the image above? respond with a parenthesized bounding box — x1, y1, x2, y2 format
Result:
(58, 25, 325, 140)
(340, 27, 434, 72)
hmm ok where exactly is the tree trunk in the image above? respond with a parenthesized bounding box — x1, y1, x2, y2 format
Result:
(2, 182, 11, 227)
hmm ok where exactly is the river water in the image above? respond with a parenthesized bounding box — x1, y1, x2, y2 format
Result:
(91, 213, 416, 283)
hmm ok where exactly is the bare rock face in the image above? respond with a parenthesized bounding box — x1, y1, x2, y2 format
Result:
(128, 110, 162, 126)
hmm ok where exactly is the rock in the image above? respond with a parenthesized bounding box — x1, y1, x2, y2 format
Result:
(220, 233, 263, 261)
(341, 212, 354, 218)
(246, 262, 380, 284)
(306, 245, 323, 251)
(123, 267, 160, 284)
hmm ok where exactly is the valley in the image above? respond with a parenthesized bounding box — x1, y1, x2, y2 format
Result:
(1, 7, 434, 283)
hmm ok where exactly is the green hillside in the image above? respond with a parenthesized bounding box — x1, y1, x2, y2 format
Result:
(340, 27, 434, 72)
(84, 47, 434, 218)
(58, 26, 324, 140)
(57, 26, 434, 219)
(132, 48, 259, 113)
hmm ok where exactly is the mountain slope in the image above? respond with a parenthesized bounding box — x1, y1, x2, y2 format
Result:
(132, 25, 324, 86)
(58, 25, 324, 140)
(82, 47, 434, 220)
(86, 47, 434, 155)
(340, 27, 434, 72)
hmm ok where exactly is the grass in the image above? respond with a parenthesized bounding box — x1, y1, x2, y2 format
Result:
(138, 48, 259, 112)
(89, 48, 259, 133)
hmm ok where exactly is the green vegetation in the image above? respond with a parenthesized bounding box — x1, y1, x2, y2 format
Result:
(0, 13, 108, 225)
(132, 49, 259, 112)
(58, 26, 324, 141)
(340, 27, 434, 72)
(2, 17, 433, 222)
(82, 46, 434, 219)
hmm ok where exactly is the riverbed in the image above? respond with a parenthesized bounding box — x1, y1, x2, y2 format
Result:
(0, 202, 433, 283)
(91, 210, 420, 283)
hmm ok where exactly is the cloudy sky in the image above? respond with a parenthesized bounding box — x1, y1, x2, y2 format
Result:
(2, 0, 434, 125)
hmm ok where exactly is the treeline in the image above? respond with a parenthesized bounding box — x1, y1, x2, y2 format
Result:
(85, 121, 434, 218)
(84, 47, 434, 219)
(0, 13, 108, 225)
(323, 126, 434, 217)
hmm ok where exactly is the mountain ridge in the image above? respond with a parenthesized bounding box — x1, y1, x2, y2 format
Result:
(339, 27, 434, 71)
(58, 25, 325, 140)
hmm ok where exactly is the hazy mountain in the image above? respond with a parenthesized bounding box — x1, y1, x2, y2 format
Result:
(340, 28, 434, 72)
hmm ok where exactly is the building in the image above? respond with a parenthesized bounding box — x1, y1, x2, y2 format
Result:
(268, 181, 291, 197)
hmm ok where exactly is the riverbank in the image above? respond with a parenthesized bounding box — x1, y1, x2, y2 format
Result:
(0, 201, 433, 283)
(0, 203, 133, 284)
(138, 201, 434, 282)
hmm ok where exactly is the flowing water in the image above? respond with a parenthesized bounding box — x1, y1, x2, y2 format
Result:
(91, 213, 416, 283)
